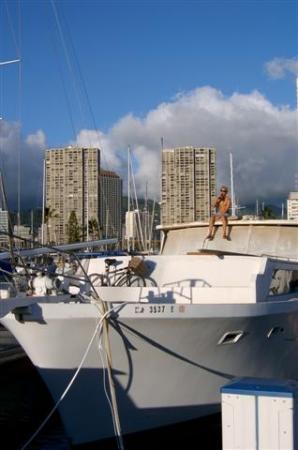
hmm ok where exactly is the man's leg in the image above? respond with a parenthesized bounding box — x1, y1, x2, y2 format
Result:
(222, 216, 228, 238)
(206, 215, 216, 239)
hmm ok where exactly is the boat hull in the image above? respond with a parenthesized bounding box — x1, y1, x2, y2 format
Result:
(1, 300, 298, 445)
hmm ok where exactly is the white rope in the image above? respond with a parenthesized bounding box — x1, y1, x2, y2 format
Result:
(94, 302, 125, 450)
(97, 324, 121, 444)
(21, 304, 123, 450)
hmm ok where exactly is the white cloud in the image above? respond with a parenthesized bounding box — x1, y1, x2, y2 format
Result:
(73, 128, 123, 170)
(73, 87, 297, 205)
(1, 86, 296, 211)
(265, 57, 298, 79)
(26, 129, 46, 147)
(0, 120, 46, 209)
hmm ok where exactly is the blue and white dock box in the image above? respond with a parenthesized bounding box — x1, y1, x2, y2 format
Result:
(221, 377, 298, 450)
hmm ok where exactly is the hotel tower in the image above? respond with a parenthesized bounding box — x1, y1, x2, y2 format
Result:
(45, 147, 100, 244)
(161, 146, 216, 225)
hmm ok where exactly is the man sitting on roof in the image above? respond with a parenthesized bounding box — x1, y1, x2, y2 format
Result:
(206, 185, 231, 240)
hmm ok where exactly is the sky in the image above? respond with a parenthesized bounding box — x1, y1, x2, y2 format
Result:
(0, 0, 297, 210)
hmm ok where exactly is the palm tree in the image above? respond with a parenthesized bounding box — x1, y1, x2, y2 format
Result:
(81, 218, 103, 241)
(67, 210, 81, 243)
(44, 207, 59, 244)
(88, 217, 102, 240)
(263, 205, 275, 220)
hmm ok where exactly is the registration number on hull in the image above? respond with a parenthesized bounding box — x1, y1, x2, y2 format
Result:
(134, 304, 186, 314)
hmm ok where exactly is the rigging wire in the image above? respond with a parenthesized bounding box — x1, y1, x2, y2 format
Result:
(4, 0, 22, 226)
(0, 2, 4, 176)
(0, 2, 3, 120)
(47, 20, 77, 141)
(4, 1, 20, 56)
(49, 0, 93, 242)
(49, 1, 123, 242)
(17, 0, 22, 228)
(50, 0, 87, 135)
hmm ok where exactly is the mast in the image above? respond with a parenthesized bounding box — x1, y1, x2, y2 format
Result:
(296, 77, 298, 192)
(86, 150, 89, 241)
(127, 146, 131, 252)
(144, 181, 148, 252)
(229, 152, 236, 217)
(41, 158, 46, 245)
(130, 155, 145, 251)
(0, 171, 15, 262)
(0, 58, 21, 228)
(105, 208, 109, 239)
(31, 209, 34, 248)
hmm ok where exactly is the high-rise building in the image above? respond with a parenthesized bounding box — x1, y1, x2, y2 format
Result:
(99, 170, 123, 240)
(287, 192, 298, 221)
(0, 208, 9, 248)
(45, 147, 100, 244)
(14, 225, 31, 248)
(161, 146, 216, 225)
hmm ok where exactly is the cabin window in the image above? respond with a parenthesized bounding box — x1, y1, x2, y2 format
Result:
(269, 270, 298, 295)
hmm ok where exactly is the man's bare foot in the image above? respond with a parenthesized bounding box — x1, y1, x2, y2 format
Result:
(206, 235, 214, 240)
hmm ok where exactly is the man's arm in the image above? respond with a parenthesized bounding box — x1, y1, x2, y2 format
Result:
(213, 196, 221, 208)
(221, 197, 231, 214)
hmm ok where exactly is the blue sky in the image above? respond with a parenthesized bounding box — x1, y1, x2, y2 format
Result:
(0, 0, 297, 209)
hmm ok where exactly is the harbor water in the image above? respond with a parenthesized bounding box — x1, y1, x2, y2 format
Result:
(0, 357, 221, 449)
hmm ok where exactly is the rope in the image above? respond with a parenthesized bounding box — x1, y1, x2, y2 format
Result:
(93, 302, 125, 450)
(20, 303, 125, 450)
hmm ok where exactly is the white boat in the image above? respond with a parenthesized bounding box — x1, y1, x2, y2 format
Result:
(0, 220, 298, 447)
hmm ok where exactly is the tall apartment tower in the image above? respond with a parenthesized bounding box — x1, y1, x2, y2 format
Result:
(161, 146, 216, 225)
(45, 147, 100, 244)
(0, 208, 9, 248)
(99, 170, 123, 240)
(287, 192, 298, 220)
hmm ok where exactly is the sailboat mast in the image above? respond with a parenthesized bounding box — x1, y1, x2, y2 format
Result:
(0, 58, 21, 227)
(86, 150, 89, 241)
(0, 171, 15, 262)
(229, 152, 236, 217)
(144, 181, 148, 252)
(41, 158, 46, 245)
(127, 146, 131, 252)
(295, 77, 298, 191)
(127, 146, 130, 216)
(130, 156, 145, 251)
(31, 208, 34, 248)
